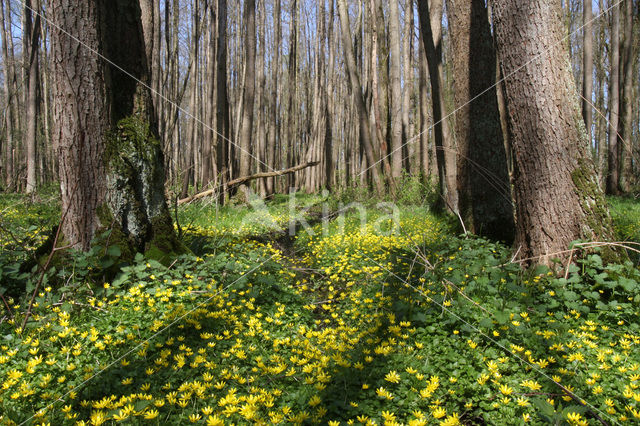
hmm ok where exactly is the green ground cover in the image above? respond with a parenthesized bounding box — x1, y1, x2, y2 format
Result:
(0, 192, 640, 425)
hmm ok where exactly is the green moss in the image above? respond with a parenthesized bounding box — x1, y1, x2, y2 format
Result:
(571, 159, 626, 263)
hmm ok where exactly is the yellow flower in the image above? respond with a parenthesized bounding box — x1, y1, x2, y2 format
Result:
(499, 384, 513, 396)
(144, 409, 159, 420)
(440, 412, 460, 426)
(385, 370, 401, 384)
(432, 406, 446, 419)
(206, 415, 224, 426)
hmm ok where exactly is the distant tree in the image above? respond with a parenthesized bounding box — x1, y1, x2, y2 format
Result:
(337, 0, 384, 195)
(417, 0, 457, 211)
(491, 0, 620, 265)
(51, 0, 181, 259)
(581, 0, 593, 140)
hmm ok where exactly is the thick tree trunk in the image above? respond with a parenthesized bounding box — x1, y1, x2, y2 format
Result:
(52, 0, 181, 258)
(606, 2, 620, 195)
(581, 0, 593, 140)
(447, 0, 514, 243)
(337, 0, 384, 195)
(51, 0, 108, 250)
(417, 0, 457, 211)
(491, 0, 619, 265)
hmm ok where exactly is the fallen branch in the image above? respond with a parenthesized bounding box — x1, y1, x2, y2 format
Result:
(178, 161, 320, 205)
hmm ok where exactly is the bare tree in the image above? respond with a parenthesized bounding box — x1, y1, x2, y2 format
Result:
(417, 0, 457, 211)
(237, 0, 256, 197)
(337, 0, 384, 194)
(606, 0, 620, 195)
(618, 0, 634, 192)
(581, 0, 593, 139)
(388, 0, 403, 180)
(23, 0, 41, 193)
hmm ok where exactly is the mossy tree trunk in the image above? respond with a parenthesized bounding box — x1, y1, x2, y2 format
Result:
(490, 0, 620, 266)
(51, 0, 182, 260)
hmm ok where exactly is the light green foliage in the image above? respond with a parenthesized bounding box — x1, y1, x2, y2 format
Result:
(1, 193, 640, 425)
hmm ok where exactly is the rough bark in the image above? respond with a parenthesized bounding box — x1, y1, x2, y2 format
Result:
(447, 0, 515, 243)
(52, 0, 181, 258)
(491, 0, 619, 265)
(51, 0, 108, 250)
(337, 0, 384, 195)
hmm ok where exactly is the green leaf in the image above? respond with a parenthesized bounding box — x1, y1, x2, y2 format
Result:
(107, 245, 122, 257)
(532, 398, 555, 417)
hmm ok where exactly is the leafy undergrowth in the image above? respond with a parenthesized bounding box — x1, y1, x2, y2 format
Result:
(0, 193, 639, 425)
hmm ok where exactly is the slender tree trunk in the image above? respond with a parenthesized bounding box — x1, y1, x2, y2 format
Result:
(606, 1, 620, 195)
(618, 0, 634, 192)
(337, 0, 384, 194)
(491, 0, 619, 265)
(238, 0, 256, 197)
(388, 0, 403, 180)
(215, 0, 230, 202)
(417, 0, 456, 211)
(401, 0, 413, 172)
(581, 0, 593, 140)
(23, 0, 41, 194)
(447, 0, 514, 243)
(418, 29, 431, 181)
(266, 0, 281, 195)
(0, 0, 15, 189)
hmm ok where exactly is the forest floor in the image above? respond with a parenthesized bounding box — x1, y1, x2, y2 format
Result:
(1, 190, 640, 425)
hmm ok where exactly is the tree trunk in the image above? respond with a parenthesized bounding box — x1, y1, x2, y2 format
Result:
(401, 0, 413, 172)
(51, 0, 108, 250)
(266, 0, 281, 196)
(618, 0, 634, 192)
(418, 29, 431, 181)
(238, 0, 256, 197)
(388, 0, 403, 180)
(52, 0, 181, 258)
(23, 0, 41, 194)
(606, 1, 620, 195)
(337, 0, 384, 195)
(491, 0, 619, 265)
(0, 0, 16, 189)
(417, 0, 457, 211)
(447, 0, 514, 243)
(581, 0, 593, 140)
